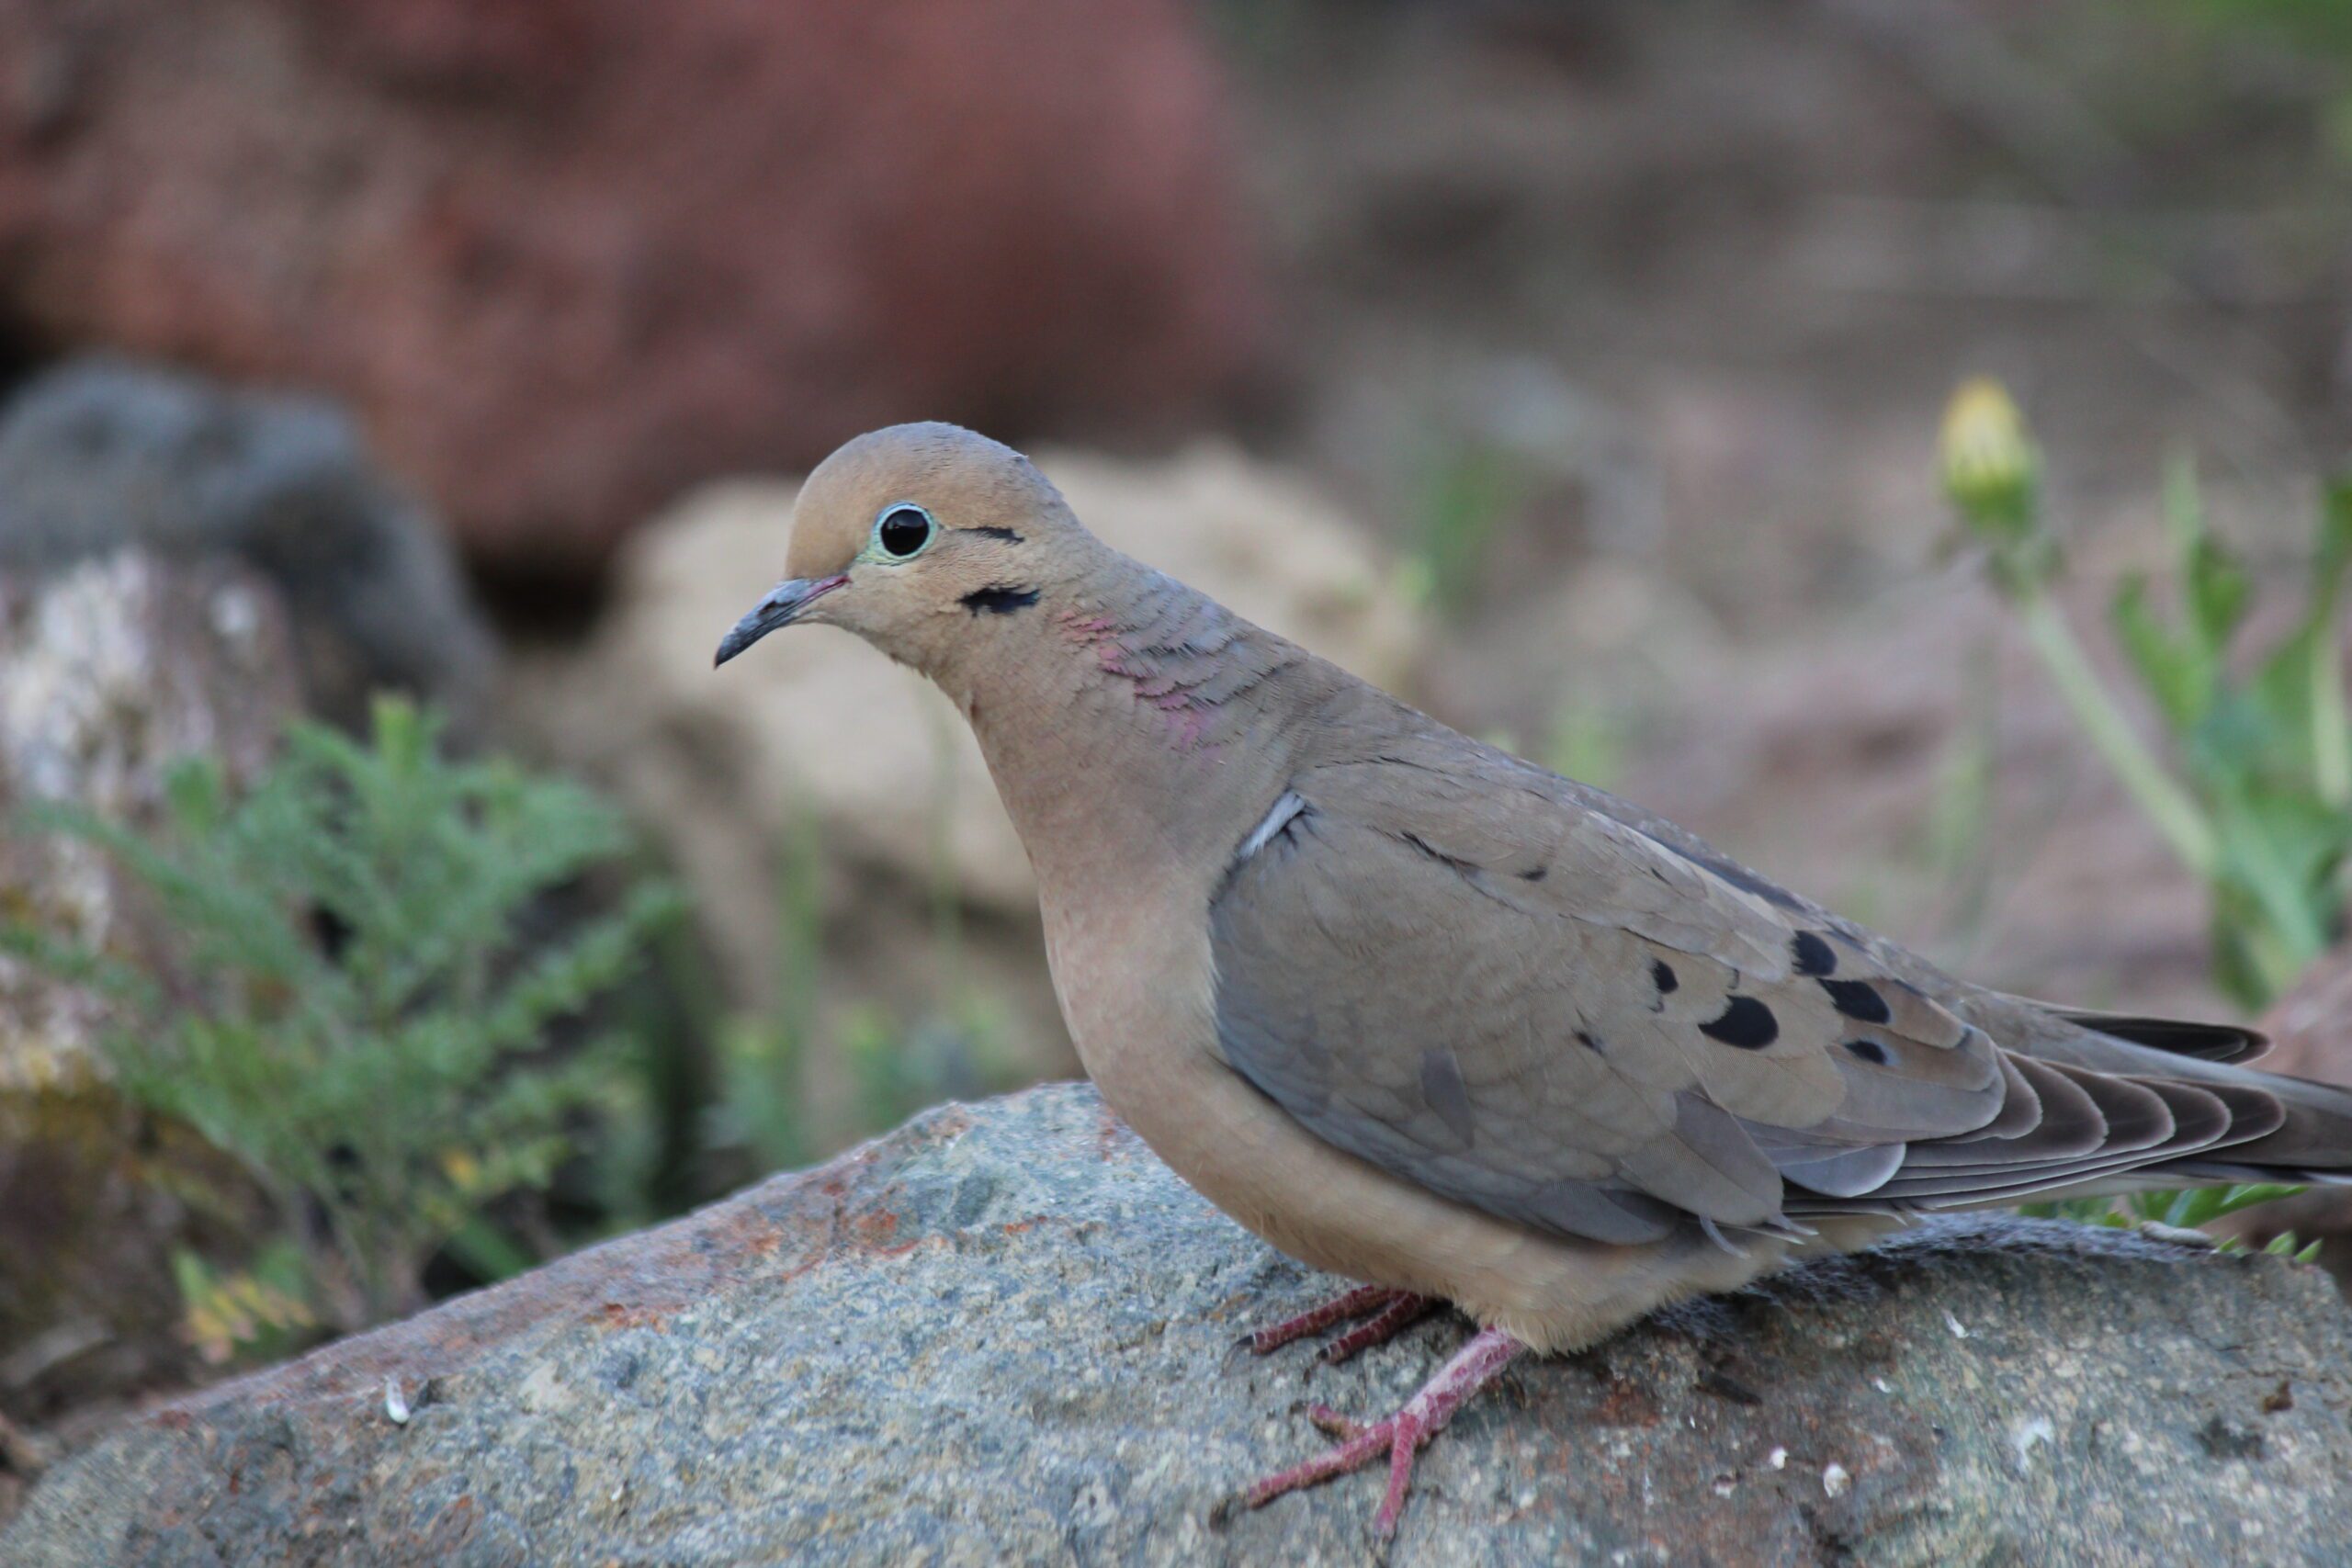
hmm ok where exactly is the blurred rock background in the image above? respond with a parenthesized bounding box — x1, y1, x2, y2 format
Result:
(5, 0, 2352, 1526)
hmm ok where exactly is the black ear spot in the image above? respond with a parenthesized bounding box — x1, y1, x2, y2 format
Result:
(959, 584, 1040, 615)
(1651, 959, 1679, 995)
(1698, 996, 1779, 1050)
(1821, 978, 1892, 1024)
(1845, 1039, 1889, 1065)
(1792, 931, 1838, 976)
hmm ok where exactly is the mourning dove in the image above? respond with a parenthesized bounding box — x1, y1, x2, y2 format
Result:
(716, 423, 2352, 1539)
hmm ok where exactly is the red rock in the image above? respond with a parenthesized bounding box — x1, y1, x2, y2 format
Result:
(0, 0, 1264, 571)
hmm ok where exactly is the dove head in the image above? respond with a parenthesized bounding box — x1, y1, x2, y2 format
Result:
(714, 423, 1090, 677)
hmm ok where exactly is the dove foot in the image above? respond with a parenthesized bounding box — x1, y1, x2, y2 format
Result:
(1238, 1325, 1525, 1539)
(1245, 1284, 1419, 1357)
(1317, 1292, 1441, 1365)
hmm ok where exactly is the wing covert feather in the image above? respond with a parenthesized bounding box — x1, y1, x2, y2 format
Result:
(1206, 757, 2007, 1241)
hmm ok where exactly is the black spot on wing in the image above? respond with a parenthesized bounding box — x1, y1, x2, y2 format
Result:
(1520, 864, 1547, 882)
(1792, 931, 1838, 976)
(1577, 1030, 1603, 1054)
(1699, 996, 1779, 1050)
(960, 584, 1040, 615)
(1821, 978, 1892, 1024)
(1651, 959, 1679, 995)
(1846, 1039, 1889, 1065)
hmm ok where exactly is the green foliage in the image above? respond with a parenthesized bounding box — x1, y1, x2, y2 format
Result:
(710, 807, 1021, 1175)
(2023, 1185, 2324, 1263)
(1942, 382, 2352, 1010)
(1940, 379, 2352, 1249)
(2165, 0, 2352, 62)
(3, 697, 679, 1333)
(174, 1240, 316, 1365)
(1408, 439, 1526, 616)
(2106, 461, 2352, 1004)
(1543, 704, 1628, 794)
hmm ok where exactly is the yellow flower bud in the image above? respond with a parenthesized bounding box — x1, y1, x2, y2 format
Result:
(1939, 378, 2037, 532)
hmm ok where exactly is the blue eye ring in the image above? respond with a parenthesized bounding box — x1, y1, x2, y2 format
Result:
(872, 502, 935, 560)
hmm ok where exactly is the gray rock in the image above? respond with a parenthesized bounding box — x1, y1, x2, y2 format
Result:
(0, 357, 493, 729)
(0, 549, 303, 1086)
(8, 1081, 2352, 1565)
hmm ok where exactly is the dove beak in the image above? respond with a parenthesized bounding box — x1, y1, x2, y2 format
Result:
(714, 573, 849, 667)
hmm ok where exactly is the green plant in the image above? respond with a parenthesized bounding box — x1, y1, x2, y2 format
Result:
(712, 784, 1021, 1174)
(1408, 438, 1526, 616)
(1940, 379, 2352, 1009)
(1940, 378, 2352, 1247)
(2024, 1185, 2323, 1262)
(3, 697, 677, 1333)
(175, 1240, 316, 1366)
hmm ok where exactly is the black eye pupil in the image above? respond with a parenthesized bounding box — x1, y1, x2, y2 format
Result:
(878, 506, 932, 558)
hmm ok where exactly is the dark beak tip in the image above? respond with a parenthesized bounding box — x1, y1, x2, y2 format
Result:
(715, 573, 842, 671)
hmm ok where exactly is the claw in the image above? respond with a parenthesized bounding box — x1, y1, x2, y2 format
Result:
(1303, 1402, 1364, 1439)
(1239, 1325, 1525, 1540)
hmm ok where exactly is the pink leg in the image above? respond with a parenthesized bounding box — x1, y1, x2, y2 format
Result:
(1245, 1283, 1405, 1357)
(1317, 1292, 1440, 1365)
(1241, 1325, 1526, 1539)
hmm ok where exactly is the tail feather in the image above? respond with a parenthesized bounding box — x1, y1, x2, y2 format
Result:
(1781, 1007, 2352, 1216)
(2041, 1004, 2269, 1065)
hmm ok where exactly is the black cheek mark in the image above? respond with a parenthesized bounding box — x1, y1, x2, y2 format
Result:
(1651, 959, 1679, 995)
(1699, 996, 1779, 1050)
(1821, 978, 1892, 1025)
(960, 584, 1041, 615)
(1520, 864, 1548, 882)
(1792, 931, 1838, 976)
(1845, 1039, 1889, 1065)
(966, 525, 1025, 543)
(1577, 1030, 1603, 1054)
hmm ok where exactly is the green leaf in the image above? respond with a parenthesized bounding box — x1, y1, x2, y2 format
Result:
(2112, 575, 2210, 731)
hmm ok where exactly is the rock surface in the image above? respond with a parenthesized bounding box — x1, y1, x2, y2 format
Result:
(0, 0, 1263, 570)
(9, 1081, 2351, 1565)
(523, 446, 1426, 1070)
(0, 550, 303, 1088)
(0, 359, 494, 731)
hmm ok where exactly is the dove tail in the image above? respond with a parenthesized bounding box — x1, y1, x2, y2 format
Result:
(1783, 1021, 2352, 1216)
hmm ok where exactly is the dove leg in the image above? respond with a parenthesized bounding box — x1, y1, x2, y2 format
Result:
(1240, 1325, 1525, 1539)
(1245, 1284, 1408, 1356)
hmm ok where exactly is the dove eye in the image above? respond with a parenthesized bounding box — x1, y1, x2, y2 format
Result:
(874, 503, 934, 559)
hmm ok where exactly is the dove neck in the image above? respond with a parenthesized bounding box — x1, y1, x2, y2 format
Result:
(942, 549, 1322, 889)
